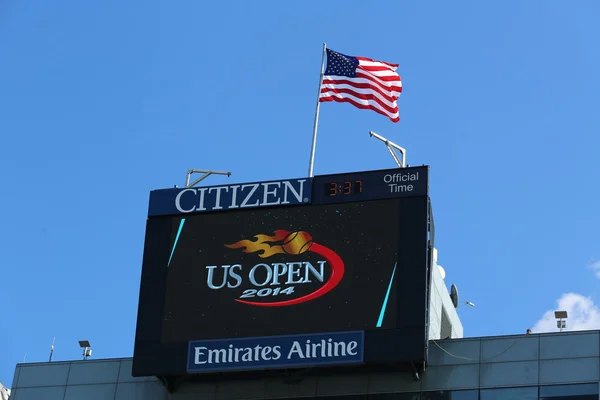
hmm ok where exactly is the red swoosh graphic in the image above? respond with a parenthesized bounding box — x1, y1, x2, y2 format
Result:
(235, 243, 345, 307)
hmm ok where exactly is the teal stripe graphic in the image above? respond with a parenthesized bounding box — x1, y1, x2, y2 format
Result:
(376, 263, 397, 327)
(168, 218, 186, 267)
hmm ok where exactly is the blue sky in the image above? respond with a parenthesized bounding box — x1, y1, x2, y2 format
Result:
(1, 0, 600, 386)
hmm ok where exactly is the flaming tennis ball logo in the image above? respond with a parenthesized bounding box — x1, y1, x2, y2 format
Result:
(223, 229, 346, 307)
(225, 229, 314, 258)
(282, 231, 313, 255)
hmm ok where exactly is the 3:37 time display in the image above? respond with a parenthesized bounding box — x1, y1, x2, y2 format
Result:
(323, 180, 363, 197)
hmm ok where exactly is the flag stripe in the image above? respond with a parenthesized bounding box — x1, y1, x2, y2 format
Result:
(356, 56, 399, 69)
(324, 73, 402, 98)
(357, 69, 401, 82)
(320, 95, 400, 123)
(320, 90, 398, 120)
(320, 48, 402, 123)
(321, 84, 398, 113)
(355, 71, 402, 94)
(321, 78, 400, 102)
(359, 65, 397, 73)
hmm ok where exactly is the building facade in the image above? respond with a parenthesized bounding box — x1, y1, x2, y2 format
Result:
(9, 330, 600, 399)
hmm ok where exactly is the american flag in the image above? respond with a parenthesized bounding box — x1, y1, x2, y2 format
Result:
(319, 49, 402, 123)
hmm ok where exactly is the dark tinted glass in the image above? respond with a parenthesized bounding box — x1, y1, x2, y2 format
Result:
(540, 383, 599, 399)
(422, 390, 479, 400)
(369, 394, 420, 400)
(480, 386, 538, 400)
(288, 396, 418, 400)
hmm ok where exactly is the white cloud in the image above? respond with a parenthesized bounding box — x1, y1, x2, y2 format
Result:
(532, 292, 600, 333)
(588, 260, 600, 279)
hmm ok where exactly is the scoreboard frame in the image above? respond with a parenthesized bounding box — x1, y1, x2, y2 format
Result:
(133, 166, 433, 379)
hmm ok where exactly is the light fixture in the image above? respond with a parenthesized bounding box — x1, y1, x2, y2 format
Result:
(554, 311, 568, 332)
(78, 340, 92, 360)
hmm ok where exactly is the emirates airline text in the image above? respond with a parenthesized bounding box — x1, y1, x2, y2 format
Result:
(187, 331, 364, 373)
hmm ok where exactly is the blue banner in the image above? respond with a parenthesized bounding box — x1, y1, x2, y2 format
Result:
(187, 331, 364, 373)
(149, 178, 312, 217)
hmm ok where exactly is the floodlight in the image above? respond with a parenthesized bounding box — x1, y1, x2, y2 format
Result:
(554, 311, 568, 319)
(78, 340, 92, 360)
(554, 310, 568, 332)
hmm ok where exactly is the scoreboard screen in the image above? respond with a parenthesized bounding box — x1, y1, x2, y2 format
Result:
(162, 199, 404, 342)
(133, 166, 431, 377)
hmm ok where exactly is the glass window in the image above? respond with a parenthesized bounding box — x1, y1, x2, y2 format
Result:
(422, 390, 479, 400)
(368, 394, 420, 399)
(540, 383, 599, 400)
(299, 394, 420, 400)
(309, 396, 369, 400)
(480, 386, 538, 400)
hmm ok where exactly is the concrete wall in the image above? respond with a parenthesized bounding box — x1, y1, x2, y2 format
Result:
(428, 256, 463, 340)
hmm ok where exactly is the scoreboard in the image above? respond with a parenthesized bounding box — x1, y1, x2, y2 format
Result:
(133, 166, 432, 377)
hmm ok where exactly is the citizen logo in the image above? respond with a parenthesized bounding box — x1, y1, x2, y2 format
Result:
(175, 180, 308, 213)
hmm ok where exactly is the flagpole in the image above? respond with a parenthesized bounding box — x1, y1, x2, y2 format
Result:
(308, 42, 327, 178)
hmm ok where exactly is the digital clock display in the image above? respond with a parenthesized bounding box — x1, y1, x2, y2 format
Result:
(312, 166, 428, 206)
(324, 180, 363, 196)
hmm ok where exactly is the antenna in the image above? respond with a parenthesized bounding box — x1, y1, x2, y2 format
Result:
(23, 353, 27, 362)
(450, 285, 475, 308)
(450, 284, 459, 308)
(49, 337, 55, 362)
(184, 169, 232, 188)
(368, 131, 406, 168)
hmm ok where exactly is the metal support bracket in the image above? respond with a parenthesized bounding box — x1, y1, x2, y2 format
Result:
(185, 169, 231, 188)
(369, 131, 407, 168)
(410, 361, 421, 381)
